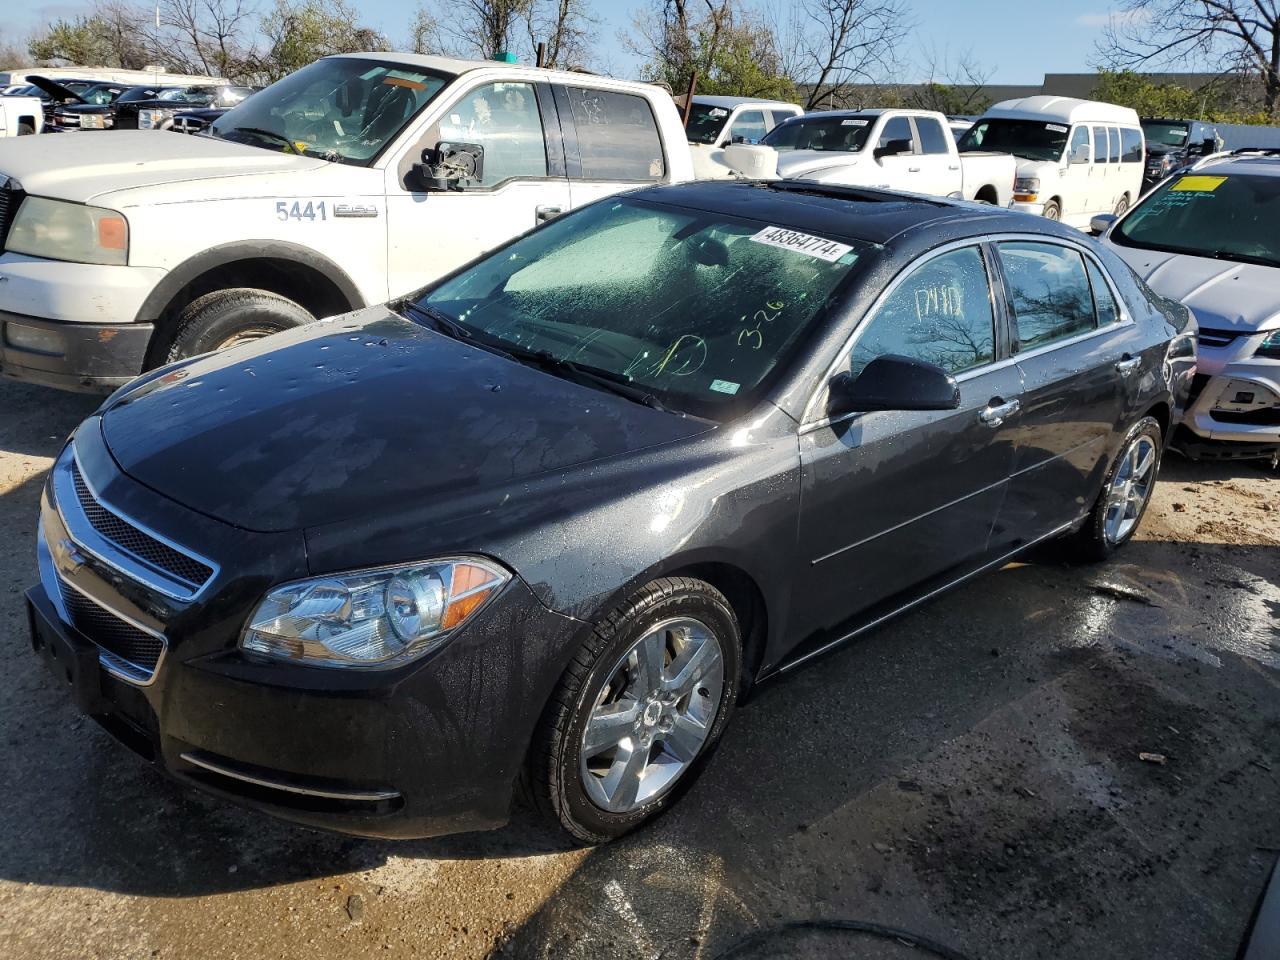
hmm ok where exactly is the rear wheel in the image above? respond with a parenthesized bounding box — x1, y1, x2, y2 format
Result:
(1067, 416, 1163, 561)
(528, 577, 741, 843)
(163, 288, 313, 363)
(1041, 199, 1062, 221)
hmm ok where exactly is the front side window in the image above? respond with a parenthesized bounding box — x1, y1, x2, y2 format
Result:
(958, 118, 1068, 161)
(418, 198, 867, 418)
(565, 87, 665, 181)
(1069, 125, 1091, 162)
(761, 115, 874, 153)
(848, 247, 996, 377)
(728, 110, 767, 143)
(1111, 173, 1280, 268)
(999, 242, 1097, 350)
(1120, 127, 1143, 163)
(211, 58, 452, 165)
(915, 117, 951, 155)
(878, 115, 915, 152)
(439, 81, 547, 186)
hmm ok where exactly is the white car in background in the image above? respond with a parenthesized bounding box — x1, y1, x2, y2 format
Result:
(722, 108, 1016, 206)
(0, 91, 42, 136)
(1096, 152, 1280, 462)
(961, 96, 1145, 228)
(683, 95, 803, 179)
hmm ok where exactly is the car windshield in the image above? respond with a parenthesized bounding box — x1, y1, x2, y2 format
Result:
(211, 58, 452, 166)
(958, 118, 1068, 161)
(119, 87, 168, 103)
(1112, 172, 1280, 268)
(685, 103, 734, 144)
(760, 116, 874, 153)
(81, 85, 122, 105)
(413, 197, 868, 418)
(1142, 121, 1189, 147)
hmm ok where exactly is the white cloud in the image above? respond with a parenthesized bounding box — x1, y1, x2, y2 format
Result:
(1077, 10, 1154, 28)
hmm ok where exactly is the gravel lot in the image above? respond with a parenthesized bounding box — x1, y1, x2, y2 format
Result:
(0, 377, 1276, 960)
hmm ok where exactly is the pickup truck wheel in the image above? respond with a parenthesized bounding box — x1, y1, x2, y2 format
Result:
(1041, 199, 1061, 220)
(17, 122, 35, 136)
(164, 288, 313, 362)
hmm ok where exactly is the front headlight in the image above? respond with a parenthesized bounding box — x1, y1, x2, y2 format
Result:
(240, 558, 510, 669)
(1014, 176, 1040, 193)
(139, 109, 156, 128)
(5, 196, 129, 266)
(1256, 330, 1280, 359)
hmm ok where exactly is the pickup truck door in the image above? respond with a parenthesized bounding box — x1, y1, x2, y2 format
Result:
(869, 114, 919, 188)
(552, 84, 671, 210)
(910, 115, 962, 197)
(382, 79, 571, 301)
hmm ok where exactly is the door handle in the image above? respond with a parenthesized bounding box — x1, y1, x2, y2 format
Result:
(535, 205, 563, 222)
(980, 398, 1020, 427)
(947, 164, 960, 170)
(1115, 355, 1141, 375)
(908, 166, 921, 173)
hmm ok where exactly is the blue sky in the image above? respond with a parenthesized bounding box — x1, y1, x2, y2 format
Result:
(8, 1, 1137, 83)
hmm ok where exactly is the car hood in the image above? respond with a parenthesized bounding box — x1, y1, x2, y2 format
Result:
(25, 75, 87, 104)
(1108, 246, 1280, 332)
(776, 150, 862, 178)
(0, 130, 325, 203)
(99, 310, 714, 533)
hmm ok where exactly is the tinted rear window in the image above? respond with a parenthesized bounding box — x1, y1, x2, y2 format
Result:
(565, 87, 665, 181)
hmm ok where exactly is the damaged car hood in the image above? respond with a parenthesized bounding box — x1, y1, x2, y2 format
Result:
(99, 310, 713, 533)
(1110, 247, 1280, 333)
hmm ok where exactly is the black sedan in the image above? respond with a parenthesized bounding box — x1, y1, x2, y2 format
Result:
(27, 182, 1195, 842)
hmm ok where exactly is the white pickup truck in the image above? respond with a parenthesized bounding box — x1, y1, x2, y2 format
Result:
(0, 52, 692, 392)
(0, 93, 42, 136)
(724, 108, 1016, 206)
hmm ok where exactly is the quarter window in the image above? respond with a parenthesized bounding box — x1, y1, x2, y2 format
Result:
(1120, 127, 1143, 163)
(848, 247, 996, 377)
(915, 117, 951, 155)
(999, 242, 1097, 349)
(439, 82, 547, 186)
(565, 87, 666, 181)
(1086, 259, 1120, 325)
(728, 110, 767, 143)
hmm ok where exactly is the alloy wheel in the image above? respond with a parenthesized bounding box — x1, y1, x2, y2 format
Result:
(1104, 435, 1157, 543)
(580, 617, 725, 814)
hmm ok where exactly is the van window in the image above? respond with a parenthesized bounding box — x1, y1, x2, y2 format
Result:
(998, 242, 1097, 349)
(1107, 127, 1121, 163)
(565, 87, 665, 181)
(1120, 127, 1143, 163)
(1069, 126, 1091, 162)
(440, 82, 548, 186)
(1092, 126, 1109, 164)
(915, 116, 951, 155)
(957, 118, 1068, 162)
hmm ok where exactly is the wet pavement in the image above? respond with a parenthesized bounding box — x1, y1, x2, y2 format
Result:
(0, 377, 1276, 960)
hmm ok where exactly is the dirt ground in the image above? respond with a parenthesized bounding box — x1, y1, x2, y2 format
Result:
(0, 377, 1276, 960)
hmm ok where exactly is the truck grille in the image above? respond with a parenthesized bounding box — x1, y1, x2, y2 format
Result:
(70, 459, 215, 590)
(57, 576, 166, 683)
(0, 178, 22, 245)
(172, 115, 207, 134)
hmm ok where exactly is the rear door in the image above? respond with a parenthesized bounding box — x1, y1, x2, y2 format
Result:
(992, 239, 1131, 541)
(911, 115, 962, 197)
(554, 84, 670, 209)
(792, 243, 1022, 638)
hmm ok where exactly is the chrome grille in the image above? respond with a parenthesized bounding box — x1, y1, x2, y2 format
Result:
(172, 116, 206, 134)
(70, 459, 214, 589)
(57, 576, 165, 682)
(1197, 328, 1242, 348)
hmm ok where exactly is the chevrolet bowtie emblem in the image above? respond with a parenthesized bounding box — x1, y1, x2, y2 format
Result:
(59, 539, 87, 570)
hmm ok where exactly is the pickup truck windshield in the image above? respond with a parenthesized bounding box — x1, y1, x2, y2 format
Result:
(958, 118, 1067, 161)
(1111, 173, 1280, 268)
(760, 116, 873, 153)
(415, 197, 867, 418)
(686, 103, 732, 144)
(1141, 121, 1188, 147)
(211, 58, 452, 166)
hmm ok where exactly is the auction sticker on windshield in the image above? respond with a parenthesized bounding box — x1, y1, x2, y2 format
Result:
(750, 226, 853, 262)
(1171, 175, 1227, 193)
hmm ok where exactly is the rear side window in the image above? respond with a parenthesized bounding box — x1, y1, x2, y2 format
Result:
(1086, 258, 1119, 325)
(848, 246, 996, 376)
(1092, 126, 1109, 163)
(728, 110, 767, 143)
(1108, 127, 1121, 162)
(878, 115, 915, 151)
(999, 242, 1097, 349)
(565, 87, 665, 181)
(1120, 127, 1143, 163)
(915, 117, 951, 155)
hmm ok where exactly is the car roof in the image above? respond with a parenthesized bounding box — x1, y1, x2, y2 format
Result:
(984, 96, 1139, 126)
(626, 179, 1080, 247)
(1192, 152, 1280, 176)
(692, 95, 801, 109)
(331, 51, 669, 92)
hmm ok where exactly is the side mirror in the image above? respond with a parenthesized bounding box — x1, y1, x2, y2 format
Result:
(1070, 144, 1090, 164)
(730, 134, 747, 144)
(411, 141, 485, 192)
(826, 354, 961, 418)
(873, 138, 912, 160)
(1090, 213, 1118, 235)
(1201, 136, 1216, 155)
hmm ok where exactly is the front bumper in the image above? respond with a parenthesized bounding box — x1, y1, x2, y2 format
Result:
(29, 427, 587, 838)
(1176, 339, 1280, 455)
(1010, 199, 1047, 217)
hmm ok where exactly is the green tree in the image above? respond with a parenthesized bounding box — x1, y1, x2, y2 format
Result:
(256, 0, 389, 82)
(28, 16, 121, 66)
(1091, 69, 1278, 125)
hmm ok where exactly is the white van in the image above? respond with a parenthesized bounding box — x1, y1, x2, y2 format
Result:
(959, 96, 1144, 228)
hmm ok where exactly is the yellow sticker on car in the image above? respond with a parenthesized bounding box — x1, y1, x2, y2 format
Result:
(1171, 176, 1226, 192)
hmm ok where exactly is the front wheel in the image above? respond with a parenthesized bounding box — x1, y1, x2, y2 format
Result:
(1067, 416, 1163, 562)
(1113, 195, 1130, 217)
(163, 288, 313, 363)
(527, 577, 741, 843)
(1041, 199, 1062, 221)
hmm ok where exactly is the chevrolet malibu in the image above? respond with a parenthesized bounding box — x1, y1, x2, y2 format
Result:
(28, 181, 1194, 842)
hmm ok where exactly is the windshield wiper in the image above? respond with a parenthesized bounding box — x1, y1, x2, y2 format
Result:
(223, 126, 301, 155)
(510, 347, 668, 412)
(398, 300, 474, 341)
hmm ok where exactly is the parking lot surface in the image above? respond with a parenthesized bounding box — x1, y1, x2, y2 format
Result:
(0, 377, 1276, 960)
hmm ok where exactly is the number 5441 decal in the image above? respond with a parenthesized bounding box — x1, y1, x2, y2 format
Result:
(275, 201, 327, 221)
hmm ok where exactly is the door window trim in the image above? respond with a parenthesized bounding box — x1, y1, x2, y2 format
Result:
(799, 232, 1134, 430)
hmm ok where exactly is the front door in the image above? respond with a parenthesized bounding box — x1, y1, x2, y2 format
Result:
(1059, 125, 1093, 221)
(869, 114, 919, 189)
(792, 244, 1022, 640)
(383, 79, 570, 300)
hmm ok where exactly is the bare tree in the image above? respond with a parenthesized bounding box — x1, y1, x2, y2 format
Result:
(775, 0, 911, 110)
(906, 46, 993, 114)
(152, 0, 257, 77)
(1095, 1, 1280, 115)
(523, 0, 595, 68)
(405, 4, 440, 55)
(431, 0, 531, 60)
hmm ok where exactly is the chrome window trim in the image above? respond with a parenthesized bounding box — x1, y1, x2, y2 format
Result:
(799, 232, 1136, 432)
(55, 564, 168, 686)
(53, 446, 219, 601)
(180, 752, 401, 802)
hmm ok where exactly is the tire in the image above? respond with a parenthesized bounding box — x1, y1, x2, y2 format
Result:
(527, 577, 742, 843)
(1066, 415, 1163, 562)
(1041, 199, 1062, 221)
(17, 122, 35, 136)
(1113, 195, 1129, 217)
(163, 288, 313, 363)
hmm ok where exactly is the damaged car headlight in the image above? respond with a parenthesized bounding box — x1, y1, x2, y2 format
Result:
(1256, 330, 1280, 359)
(241, 558, 509, 669)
